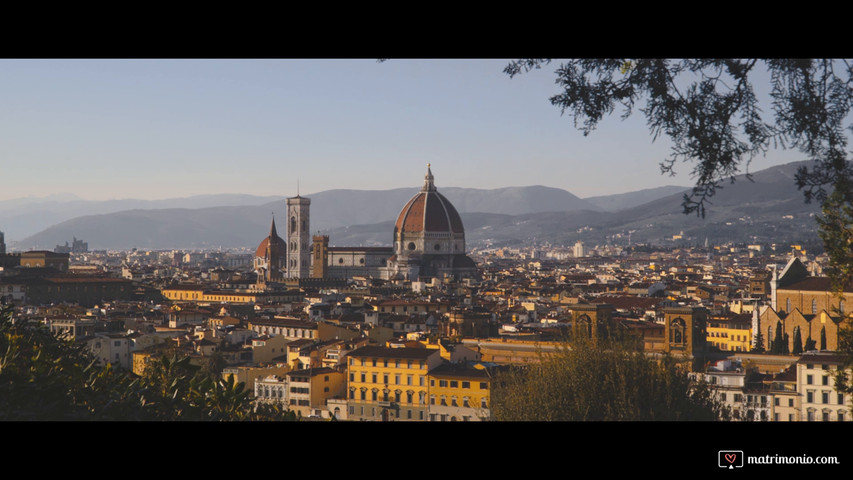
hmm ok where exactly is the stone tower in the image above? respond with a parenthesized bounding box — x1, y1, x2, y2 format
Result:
(663, 307, 707, 356)
(312, 235, 329, 278)
(568, 303, 614, 344)
(286, 195, 311, 278)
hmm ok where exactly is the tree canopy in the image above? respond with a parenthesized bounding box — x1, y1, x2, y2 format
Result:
(0, 306, 295, 421)
(490, 337, 727, 421)
(505, 59, 853, 294)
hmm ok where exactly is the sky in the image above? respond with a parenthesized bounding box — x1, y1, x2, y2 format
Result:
(0, 59, 807, 201)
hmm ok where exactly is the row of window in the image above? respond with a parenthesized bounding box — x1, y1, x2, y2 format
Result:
(380, 305, 423, 312)
(429, 414, 472, 421)
(431, 379, 489, 390)
(805, 391, 845, 405)
(709, 342, 745, 351)
(806, 410, 846, 421)
(257, 385, 331, 398)
(350, 358, 425, 369)
(720, 393, 769, 405)
(345, 388, 488, 409)
(257, 387, 284, 398)
(785, 298, 846, 314)
(348, 406, 426, 420)
(350, 389, 424, 404)
(429, 395, 487, 409)
(351, 372, 426, 386)
(805, 364, 832, 370)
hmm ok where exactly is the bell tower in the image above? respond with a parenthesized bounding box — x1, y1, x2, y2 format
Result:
(286, 195, 311, 278)
(312, 235, 329, 278)
(663, 307, 707, 356)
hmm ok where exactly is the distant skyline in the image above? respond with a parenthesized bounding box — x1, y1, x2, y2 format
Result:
(0, 59, 808, 201)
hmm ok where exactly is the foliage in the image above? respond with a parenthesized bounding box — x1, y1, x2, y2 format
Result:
(771, 320, 786, 354)
(490, 337, 727, 421)
(816, 184, 853, 296)
(504, 59, 853, 298)
(792, 327, 803, 355)
(752, 330, 765, 353)
(834, 323, 853, 398)
(0, 306, 295, 421)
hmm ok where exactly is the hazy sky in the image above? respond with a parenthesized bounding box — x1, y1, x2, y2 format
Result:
(0, 59, 807, 201)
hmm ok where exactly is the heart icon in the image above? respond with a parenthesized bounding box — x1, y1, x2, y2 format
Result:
(725, 453, 736, 464)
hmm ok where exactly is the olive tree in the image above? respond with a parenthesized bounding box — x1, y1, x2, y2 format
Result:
(490, 337, 726, 421)
(505, 59, 853, 294)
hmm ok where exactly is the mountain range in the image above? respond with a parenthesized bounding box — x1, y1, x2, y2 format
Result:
(5, 160, 827, 251)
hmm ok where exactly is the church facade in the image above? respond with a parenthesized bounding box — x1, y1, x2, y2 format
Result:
(757, 256, 853, 352)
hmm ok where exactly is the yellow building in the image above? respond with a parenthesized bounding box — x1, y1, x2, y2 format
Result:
(162, 284, 302, 304)
(250, 334, 290, 364)
(209, 315, 241, 329)
(427, 363, 492, 421)
(286, 367, 347, 418)
(706, 314, 752, 352)
(420, 338, 481, 363)
(132, 349, 158, 377)
(19, 250, 69, 270)
(346, 346, 443, 421)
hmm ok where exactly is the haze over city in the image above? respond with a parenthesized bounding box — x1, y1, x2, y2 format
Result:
(0, 59, 807, 202)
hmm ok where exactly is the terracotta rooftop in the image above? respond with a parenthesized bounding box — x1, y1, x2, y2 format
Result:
(348, 346, 439, 360)
(781, 276, 853, 293)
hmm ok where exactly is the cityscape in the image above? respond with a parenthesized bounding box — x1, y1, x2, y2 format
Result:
(1, 59, 852, 468)
(1, 162, 849, 424)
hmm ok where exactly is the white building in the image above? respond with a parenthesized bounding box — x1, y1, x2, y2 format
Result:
(797, 352, 851, 422)
(573, 241, 587, 258)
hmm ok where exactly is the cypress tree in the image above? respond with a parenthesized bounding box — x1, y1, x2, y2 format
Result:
(772, 321, 785, 354)
(753, 330, 765, 353)
(792, 327, 803, 355)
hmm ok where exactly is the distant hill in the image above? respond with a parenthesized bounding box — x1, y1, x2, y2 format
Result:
(307, 185, 601, 231)
(326, 160, 827, 248)
(11, 185, 601, 250)
(584, 185, 690, 212)
(0, 193, 285, 242)
(9, 160, 830, 250)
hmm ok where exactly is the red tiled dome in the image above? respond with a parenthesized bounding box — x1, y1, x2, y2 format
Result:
(255, 236, 285, 257)
(256, 217, 285, 257)
(394, 165, 464, 235)
(395, 190, 464, 234)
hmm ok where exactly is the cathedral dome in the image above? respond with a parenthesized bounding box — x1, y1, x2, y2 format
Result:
(393, 165, 465, 256)
(255, 217, 286, 258)
(394, 165, 464, 236)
